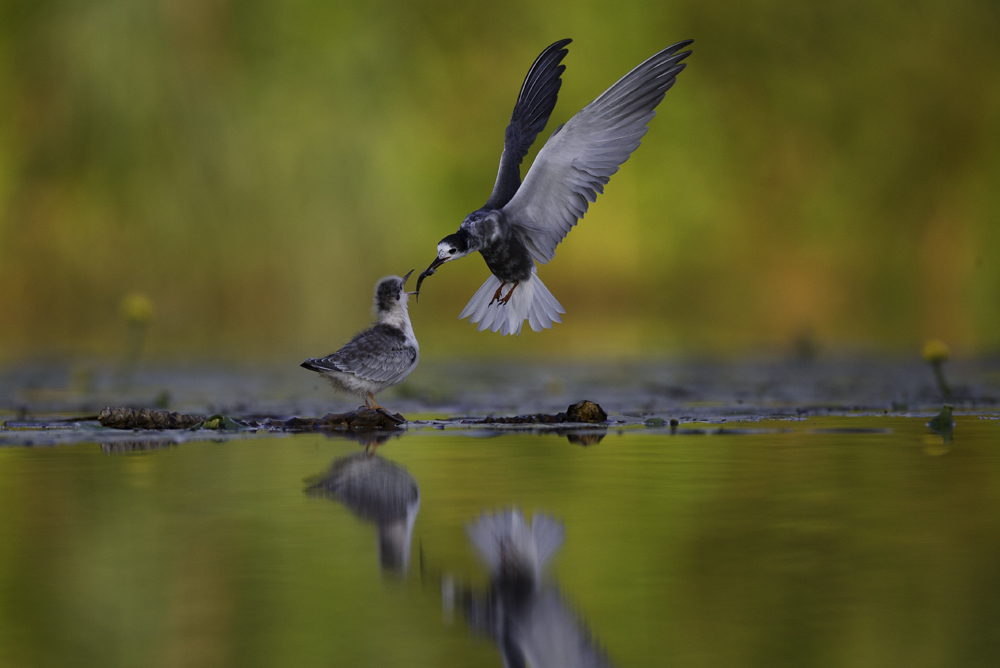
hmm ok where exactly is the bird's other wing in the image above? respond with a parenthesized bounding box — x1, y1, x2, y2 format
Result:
(516, 589, 615, 668)
(502, 40, 693, 264)
(483, 38, 572, 211)
(315, 325, 417, 383)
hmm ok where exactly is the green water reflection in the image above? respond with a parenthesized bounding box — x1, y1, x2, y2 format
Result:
(1, 417, 999, 667)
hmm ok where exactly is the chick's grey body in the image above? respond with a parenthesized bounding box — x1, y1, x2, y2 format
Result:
(419, 38, 693, 336)
(307, 453, 421, 574)
(301, 274, 418, 409)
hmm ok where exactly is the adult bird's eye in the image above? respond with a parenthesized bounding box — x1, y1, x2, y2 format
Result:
(449, 247, 456, 254)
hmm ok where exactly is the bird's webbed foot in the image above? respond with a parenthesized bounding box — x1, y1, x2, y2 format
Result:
(488, 281, 507, 306)
(497, 281, 519, 305)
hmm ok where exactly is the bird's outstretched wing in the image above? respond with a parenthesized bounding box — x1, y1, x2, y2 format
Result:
(483, 38, 572, 211)
(501, 40, 693, 263)
(517, 589, 616, 668)
(307, 324, 416, 382)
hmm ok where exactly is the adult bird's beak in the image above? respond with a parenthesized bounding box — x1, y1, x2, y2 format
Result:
(414, 256, 448, 302)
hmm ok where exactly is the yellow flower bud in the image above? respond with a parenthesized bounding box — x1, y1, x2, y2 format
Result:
(121, 293, 154, 325)
(922, 339, 949, 364)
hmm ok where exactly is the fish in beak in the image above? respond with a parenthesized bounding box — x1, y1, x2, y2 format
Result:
(414, 256, 447, 301)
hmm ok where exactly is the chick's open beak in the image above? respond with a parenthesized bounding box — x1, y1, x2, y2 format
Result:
(401, 270, 417, 296)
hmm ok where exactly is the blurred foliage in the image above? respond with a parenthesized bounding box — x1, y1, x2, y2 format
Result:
(1, 0, 999, 360)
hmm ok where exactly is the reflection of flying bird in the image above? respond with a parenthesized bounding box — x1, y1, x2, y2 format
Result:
(455, 510, 614, 668)
(417, 38, 693, 335)
(301, 273, 418, 411)
(306, 452, 420, 574)
(466, 510, 565, 586)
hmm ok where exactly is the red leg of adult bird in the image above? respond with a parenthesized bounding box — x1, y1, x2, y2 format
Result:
(498, 281, 519, 305)
(489, 282, 507, 306)
(367, 392, 383, 410)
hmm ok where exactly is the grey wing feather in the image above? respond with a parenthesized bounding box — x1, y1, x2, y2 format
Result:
(319, 326, 416, 383)
(517, 589, 616, 668)
(501, 40, 693, 264)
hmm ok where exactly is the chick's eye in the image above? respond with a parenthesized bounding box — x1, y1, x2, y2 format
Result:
(448, 247, 457, 254)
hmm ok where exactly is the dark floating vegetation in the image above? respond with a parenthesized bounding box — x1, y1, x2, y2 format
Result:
(254, 409, 406, 431)
(94, 401, 609, 432)
(98, 407, 204, 429)
(3, 354, 994, 448)
(469, 400, 608, 424)
(97, 406, 407, 431)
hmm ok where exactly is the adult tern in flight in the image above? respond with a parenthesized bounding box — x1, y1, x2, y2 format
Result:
(416, 38, 693, 335)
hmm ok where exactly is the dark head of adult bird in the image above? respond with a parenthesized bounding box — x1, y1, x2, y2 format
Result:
(419, 229, 472, 281)
(415, 216, 496, 298)
(412, 36, 692, 336)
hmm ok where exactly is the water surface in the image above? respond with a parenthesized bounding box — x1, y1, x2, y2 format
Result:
(1, 416, 998, 667)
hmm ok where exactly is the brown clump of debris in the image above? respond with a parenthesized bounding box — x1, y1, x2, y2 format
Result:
(98, 407, 205, 429)
(567, 400, 608, 422)
(253, 409, 405, 430)
(98, 406, 406, 431)
(471, 400, 608, 425)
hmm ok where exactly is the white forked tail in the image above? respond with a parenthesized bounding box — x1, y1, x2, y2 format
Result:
(459, 266, 565, 336)
(466, 510, 565, 583)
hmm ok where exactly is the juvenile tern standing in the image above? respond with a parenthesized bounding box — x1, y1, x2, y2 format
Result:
(307, 452, 420, 574)
(301, 273, 419, 411)
(416, 38, 693, 335)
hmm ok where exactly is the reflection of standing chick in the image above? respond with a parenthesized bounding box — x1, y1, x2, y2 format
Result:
(301, 273, 419, 411)
(306, 452, 420, 575)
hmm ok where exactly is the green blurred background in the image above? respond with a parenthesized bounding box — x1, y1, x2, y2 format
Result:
(2, 0, 998, 362)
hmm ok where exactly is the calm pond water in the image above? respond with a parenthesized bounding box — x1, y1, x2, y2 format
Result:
(1, 415, 999, 668)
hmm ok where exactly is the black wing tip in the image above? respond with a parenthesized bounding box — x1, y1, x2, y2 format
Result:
(546, 37, 573, 52)
(301, 359, 328, 372)
(667, 38, 695, 53)
(658, 48, 694, 69)
(486, 37, 574, 210)
(524, 38, 573, 87)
